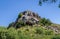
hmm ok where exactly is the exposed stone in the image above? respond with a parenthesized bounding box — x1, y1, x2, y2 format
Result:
(8, 10, 40, 28)
(16, 10, 40, 25)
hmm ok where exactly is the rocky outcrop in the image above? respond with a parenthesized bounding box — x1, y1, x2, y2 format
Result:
(45, 26, 60, 34)
(8, 10, 41, 28)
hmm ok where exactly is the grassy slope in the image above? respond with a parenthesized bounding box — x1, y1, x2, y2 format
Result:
(0, 25, 60, 39)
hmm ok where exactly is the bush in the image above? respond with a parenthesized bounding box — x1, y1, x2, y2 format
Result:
(39, 18, 52, 26)
(16, 21, 26, 28)
(35, 26, 54, 35)
(45, 30, 54, 35)
(6, 28, 19, 39)
(18, 13, 23, 18)
(52, 35, 60, 39)
(35, 27, 45, 34)
(0, 27, 19, 39)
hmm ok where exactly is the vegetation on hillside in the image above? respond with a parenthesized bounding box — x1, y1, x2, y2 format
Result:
(1, 11, 60, 39)
(18, 13, 23, 18)
(0, 26, 60, 39)
(0, 16, 60, 39)
(39, 18, 52, 26)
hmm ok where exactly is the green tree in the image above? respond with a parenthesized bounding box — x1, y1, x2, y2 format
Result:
(39, 18, 52, 26)
(39, 0, 60, 8)
(18, 13, 23, 18)
(46, 19, 52, 26)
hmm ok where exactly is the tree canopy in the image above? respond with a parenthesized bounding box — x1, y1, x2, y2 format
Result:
(39, 0, 60, 8)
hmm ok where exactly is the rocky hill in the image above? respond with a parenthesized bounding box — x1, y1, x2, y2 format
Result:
(7, 10, 60, 34)
(8, 10, 41, 29)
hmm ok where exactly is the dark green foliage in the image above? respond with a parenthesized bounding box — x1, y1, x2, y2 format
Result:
(39, 0, 57, 4)
(39, 0, 42, 6)
(45, 19, 52, 26)
(0, 27, 19, 39)
(58, 4, 60, 8)
(39, 0, 60, 8)
(16, 21, 26, 28)
(18, 13, 23, 18)
(39, 18, 52, 26)
(52, 35, 60, 39)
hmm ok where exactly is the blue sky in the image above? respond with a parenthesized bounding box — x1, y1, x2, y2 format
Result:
(0, 0, 60, 26)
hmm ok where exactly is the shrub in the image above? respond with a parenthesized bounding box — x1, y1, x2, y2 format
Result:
(39, 18, 52, 26)
(52, 35, 60, 39)
(16, 21, 26, 28)
(45, 30, 54, 35)
(18, 13, 23, 18)
(0, 27, 19, 39)
(35, 27, 45, 34)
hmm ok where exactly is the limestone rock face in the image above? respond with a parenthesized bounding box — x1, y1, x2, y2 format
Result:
(8, 10, 41, 28)
(18, 11, 40, 23)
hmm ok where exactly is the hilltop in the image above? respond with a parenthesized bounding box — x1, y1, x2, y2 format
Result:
(7, 10, 60, 34)
(8, 10, 41, 28)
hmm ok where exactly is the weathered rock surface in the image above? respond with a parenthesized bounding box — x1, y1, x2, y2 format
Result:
(8, 10, 41, 28)
(18, 11, 40, 24)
